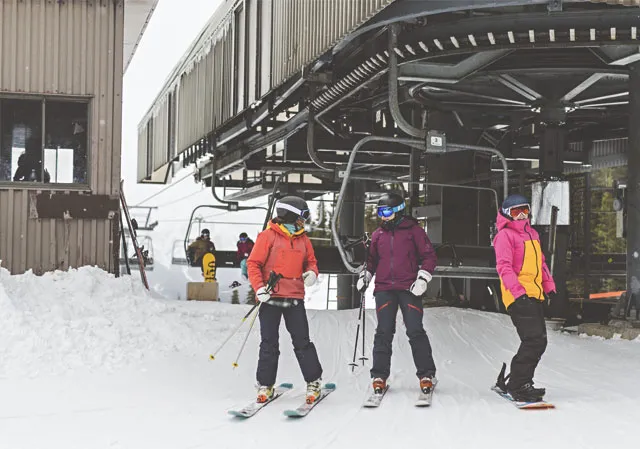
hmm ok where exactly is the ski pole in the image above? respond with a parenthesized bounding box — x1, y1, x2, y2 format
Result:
(231, 272, 283, 367)
(349, 295, 364, 371)
(209, 304, 261, 360)
(351, 234, 371, 370)
(209, 271, 282, 361)
(360, 289, 367, 364)
(232, 302, 262, 368)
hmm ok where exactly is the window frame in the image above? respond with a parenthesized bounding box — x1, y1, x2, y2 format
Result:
(0, 93, 92, 191)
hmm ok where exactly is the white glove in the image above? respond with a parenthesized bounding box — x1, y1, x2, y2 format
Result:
(409, 270, 432, 297)
(256, 286, 271, 303)
(302, 271, 317, 287)
(356, 271, 372, 293)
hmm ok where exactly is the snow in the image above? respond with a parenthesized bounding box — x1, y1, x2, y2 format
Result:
(2, 267, 640, 449)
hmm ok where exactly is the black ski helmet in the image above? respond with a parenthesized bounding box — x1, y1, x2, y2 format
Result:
(377, 192, 406, 218)
(239, 232, 248, 239)
(500, 193, 530, 220)
(201, 228, 210, 237)
(275, 196, 311, 224)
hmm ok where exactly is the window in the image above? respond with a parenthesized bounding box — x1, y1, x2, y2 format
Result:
(0, 96, 89, 185)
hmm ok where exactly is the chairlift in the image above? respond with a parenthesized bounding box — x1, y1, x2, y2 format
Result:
(331, 133, 508, 278)
(182, 161, 289, 262)
(120, 230, 155, 271)
(171, 239, 190, 266)
(128, 206, 159, 231)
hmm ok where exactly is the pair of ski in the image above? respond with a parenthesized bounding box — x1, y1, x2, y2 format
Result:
(363, 383, 434, 407)
(228, 382, 336, 418)
(363, 383, 553, 410)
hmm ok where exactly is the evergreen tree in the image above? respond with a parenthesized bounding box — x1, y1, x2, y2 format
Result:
(364, 205, 379, 233)
(246, 286, 256, 305)
(231, 289, 240, 305)
(307, 198, 331, 246)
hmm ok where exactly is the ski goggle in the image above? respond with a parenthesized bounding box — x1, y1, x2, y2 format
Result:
(239, 237, 247, 241)
(503, 204, 530, 219)
(298, 209, 311, 222)
(201, 231, 210, 237)
(276, 201, 311, 222)
(377, 202, 405, 218)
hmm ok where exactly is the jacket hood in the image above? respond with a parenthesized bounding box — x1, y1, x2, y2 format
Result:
(268, 219, 306, 238)
(496, 211, 529, 232)
(379, 215, 419, 231)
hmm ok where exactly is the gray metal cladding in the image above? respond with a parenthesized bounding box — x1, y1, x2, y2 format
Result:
(137, 0, 395, 181)
(0, 0, 124, 275)
(0, 190, 113, 275)
(271, 0, 394, 87)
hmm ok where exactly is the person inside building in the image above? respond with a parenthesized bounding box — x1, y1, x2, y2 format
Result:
(247, 195, 324, 405)
(13, 138, 50, 183)
(493, 193, 557, 402)
(356, 191, 438, 398)
(186, 228, 216, 272)
(236, 232, 255, 281)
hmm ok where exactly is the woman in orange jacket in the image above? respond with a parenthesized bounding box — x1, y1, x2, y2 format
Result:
(247, 196, 323, 404)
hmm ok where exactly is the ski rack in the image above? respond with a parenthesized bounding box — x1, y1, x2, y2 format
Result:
(119, 180, 150, 290)
(330, 134, 509, 274)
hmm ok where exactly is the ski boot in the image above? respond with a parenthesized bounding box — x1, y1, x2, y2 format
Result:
(372, 377, 387, 394)
(507, 382, 545, 402)
(419, 376, 436, 394)
(256, 385, 274, 403)
(496, 363, 545, 402)
(306, 379, 322, 404)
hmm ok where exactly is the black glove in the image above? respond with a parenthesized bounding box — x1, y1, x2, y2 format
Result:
(545, 291, 557, 306)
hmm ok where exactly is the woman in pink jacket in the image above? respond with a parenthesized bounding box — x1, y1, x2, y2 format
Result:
(493, 193, 556, 402)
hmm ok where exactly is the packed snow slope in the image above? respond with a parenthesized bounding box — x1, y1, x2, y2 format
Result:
(1, 267, 639, 449)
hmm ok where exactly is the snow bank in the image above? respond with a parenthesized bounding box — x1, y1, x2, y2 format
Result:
(0, 266, 239, 378)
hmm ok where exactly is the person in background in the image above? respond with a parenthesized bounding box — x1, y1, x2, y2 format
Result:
(493, 193, 557, 402)
(187, 228, 216, 272)
(236, 232, 255, 281)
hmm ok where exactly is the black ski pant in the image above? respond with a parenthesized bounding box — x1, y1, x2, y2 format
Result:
(370, 290, 436, 380)
(507, 297, 548, 390)
(256, 300, 323, 386)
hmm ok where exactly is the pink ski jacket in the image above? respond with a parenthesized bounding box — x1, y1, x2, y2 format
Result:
(493, 213, 556, 309)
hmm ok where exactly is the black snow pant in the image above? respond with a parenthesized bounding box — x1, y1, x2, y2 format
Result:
(370, 290, 436, 380)
(256, 300, 323, 386)
(507, 297, 548, 390)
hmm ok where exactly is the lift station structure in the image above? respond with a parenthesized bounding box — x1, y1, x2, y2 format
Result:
(137, 0, 640, 317)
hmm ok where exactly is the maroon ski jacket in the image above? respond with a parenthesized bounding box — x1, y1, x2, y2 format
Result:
(367, 217, 437, 292)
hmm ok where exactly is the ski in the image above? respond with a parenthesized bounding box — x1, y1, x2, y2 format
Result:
(363, 384, 389, 407)
(283, 383, 336, 418)
(228, 383, 293, 418)
(491, 386, 555, 410)
(416, 381, 437, 407)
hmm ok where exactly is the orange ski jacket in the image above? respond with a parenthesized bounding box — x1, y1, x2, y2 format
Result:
(247, 220, 319, 300)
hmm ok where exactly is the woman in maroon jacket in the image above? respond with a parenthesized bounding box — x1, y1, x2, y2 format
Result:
(236, 232, 254, 280)
(356, 192, 438, 396)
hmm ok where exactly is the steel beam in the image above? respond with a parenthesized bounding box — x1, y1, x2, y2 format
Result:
(495, 74, 543, 101)
(627, 62, 640, 303)
(562, 73, 607, 102)
(398, 49, 513, 81)
(337, 182, 365, 310)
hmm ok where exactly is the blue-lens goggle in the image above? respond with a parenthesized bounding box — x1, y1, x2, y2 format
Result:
(299, 209, 311, 221)
(377, 203, 405, 218)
